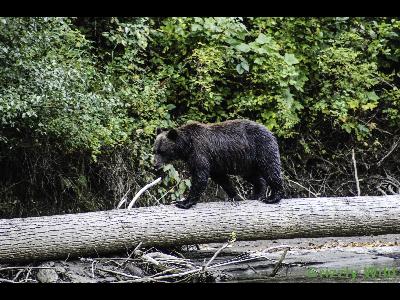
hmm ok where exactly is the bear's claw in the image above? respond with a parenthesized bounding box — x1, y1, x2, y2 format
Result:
(261, 196, 281, 204)
(227, 195, 242, 206)
(175, 199, 197, 209)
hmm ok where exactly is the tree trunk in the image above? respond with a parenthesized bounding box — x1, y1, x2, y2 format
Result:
(1, 195, 400, 263)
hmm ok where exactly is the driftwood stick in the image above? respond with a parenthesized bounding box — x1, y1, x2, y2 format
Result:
(202, 237, 236, 272)
(135, 244, 292, 282)
(96, 267, 141, 279)
(116, 188, 131, 209)
(270, 248, 289, 277)
(352, 149, 361, 196)
(285, 178, 318, 197)
(127, 177, 162, 209)
(0, 266, 54, 271)
(0, 278, 16, 283)
(116, 177, 162, 209)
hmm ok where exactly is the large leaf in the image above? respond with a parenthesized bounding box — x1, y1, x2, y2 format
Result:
(366, 91, 379, 101)
(284, 53, 299, 65)
(236, 43, 251, 53)
(236, 63, 244, 74)
(241, 59, 249, 72)
(255, 33, 270, 45)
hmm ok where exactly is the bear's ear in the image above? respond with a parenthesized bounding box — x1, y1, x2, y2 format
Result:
(156, 127, 165, 135)
(166, 129, 179, 141)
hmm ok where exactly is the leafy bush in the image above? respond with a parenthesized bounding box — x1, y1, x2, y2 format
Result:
(0, 17, 132, 159)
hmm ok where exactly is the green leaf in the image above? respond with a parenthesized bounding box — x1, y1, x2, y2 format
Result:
(255, 33, 270, 45)
(236, 64, 244, 74)
(165, 104, 176, 110)
(191, 24, 202, 31)
(283, 88, 293, 101)
(348, 100, 359, 109)
(366, 91, 379, 101)
(254, 57, 264, 65)
(236, 43, 251, 53)
(241, 59, 249, 72)
(184, 179, 191, 188)
(261, 111, 276, 120)
(256, 47, 268, 55)
(284, 53, 299, 65)
(362, 102, 377, 110)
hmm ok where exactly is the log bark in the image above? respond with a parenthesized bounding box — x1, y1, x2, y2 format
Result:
(1, 195, 400, 263)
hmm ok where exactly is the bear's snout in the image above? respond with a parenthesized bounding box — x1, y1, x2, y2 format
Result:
(153, 155, 165, 177)
(154, 166, 164, 177)
(153, 156, 163, 169)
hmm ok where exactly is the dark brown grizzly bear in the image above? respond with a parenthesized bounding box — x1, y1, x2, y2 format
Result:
(153, 119, 283, 209)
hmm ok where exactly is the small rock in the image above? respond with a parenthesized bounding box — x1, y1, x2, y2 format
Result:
(38, 261, 55, 268)
(125, 263, 145, 277)
(66, 272, 96, 283)
(55, 266, 67, 274)
(36, 269, 59, 283)
(102, 276, 117, 283)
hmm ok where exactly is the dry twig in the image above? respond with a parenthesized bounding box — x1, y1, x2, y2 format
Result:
(0, 278, 16, 283)
(377, 137, 400, 167)
(270, 248, 289, 277)
(0, 266, 54, 271)
(201, 238, 236, 272)
(96, 267, 141, 279)
(285, 177, 319, 197)
(352, 149, 361, 196)
(125, 177, 162, 209)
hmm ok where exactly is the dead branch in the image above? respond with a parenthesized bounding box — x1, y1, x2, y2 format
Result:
(377, 137, 399, 167)
(270, 248, 289, 277)
(202, 236, 236, 272)
(352, 149, 361, 196)
(126, 177, 162, 209)
(0, 278, 16, 283)
(0, 266, 55, 271)
(96, 267, 141, 279)
(285, 177, 319, 197)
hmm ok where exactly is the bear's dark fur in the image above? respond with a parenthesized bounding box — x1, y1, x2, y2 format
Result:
(153, 119, 283, 209)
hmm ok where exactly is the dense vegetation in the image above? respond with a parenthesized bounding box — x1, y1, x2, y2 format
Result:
(1, 17, 399, 217)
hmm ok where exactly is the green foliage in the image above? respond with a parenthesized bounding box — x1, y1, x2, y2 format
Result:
(1, 17, 400, 216)
(160, 164, 191, 202)
(0, 17, 132, 160)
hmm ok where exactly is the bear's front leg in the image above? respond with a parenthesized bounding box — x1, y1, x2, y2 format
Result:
(175, 163, 210, 209)
(262, 179, 284, 204)
(175, 198, 197, 209)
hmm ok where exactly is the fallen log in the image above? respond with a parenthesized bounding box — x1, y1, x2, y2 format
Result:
(1, 195, 400, 263)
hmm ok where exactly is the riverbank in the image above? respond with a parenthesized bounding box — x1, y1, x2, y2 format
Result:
(1, 234, 399, 283)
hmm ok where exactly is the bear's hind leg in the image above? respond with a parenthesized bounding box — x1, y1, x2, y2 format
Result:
(244, 175, 267, 200)
(211, 174, 240, 202)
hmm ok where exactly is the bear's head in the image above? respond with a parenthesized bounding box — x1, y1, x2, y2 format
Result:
(153, 127, 180, 174)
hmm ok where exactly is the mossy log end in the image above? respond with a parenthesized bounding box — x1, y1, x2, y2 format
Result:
(1, 195, 400, 263)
